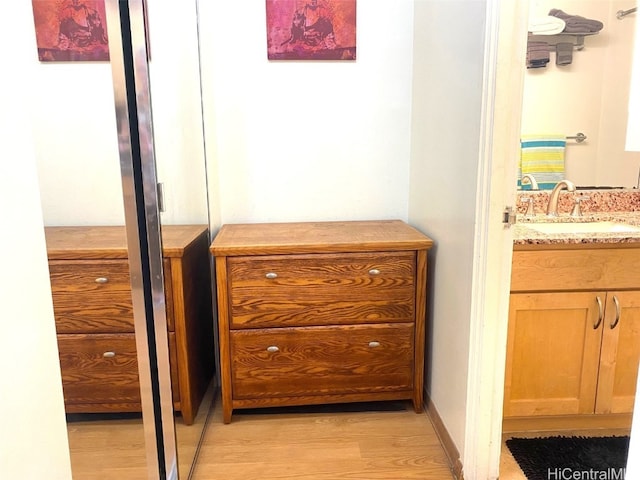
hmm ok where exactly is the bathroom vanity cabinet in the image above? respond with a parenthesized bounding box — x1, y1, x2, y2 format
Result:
(46, 225, 214, 425)
(210, 220, 433, 423)
(504, 245, 640, 429)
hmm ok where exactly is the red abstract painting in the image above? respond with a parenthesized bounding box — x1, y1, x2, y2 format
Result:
(266, 0, 356, 60)
(31, 0, 109, 61)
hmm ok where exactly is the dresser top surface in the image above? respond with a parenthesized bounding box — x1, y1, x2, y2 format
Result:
(210, 220, 433, 256)
(45, 225, 209, 259)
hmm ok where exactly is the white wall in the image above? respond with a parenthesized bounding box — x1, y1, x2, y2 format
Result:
(33, 60, 125, 225)
(32, 0, 208, 226)
(522, 0, 639, 187)
(147, 0, 209, 226)
(627, 0, 640, 152)
(409, 0, 488, 463)
(198, 0, 415, 226)
(0, 2, 72, 478)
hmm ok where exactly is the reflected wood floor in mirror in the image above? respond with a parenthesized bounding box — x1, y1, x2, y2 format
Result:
(66, 381, 214, 479)
(191, 395, 454, 480)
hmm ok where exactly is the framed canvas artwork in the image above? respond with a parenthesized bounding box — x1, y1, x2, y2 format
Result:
(266, 0, 356, 60)
(31, 0, 110, 61)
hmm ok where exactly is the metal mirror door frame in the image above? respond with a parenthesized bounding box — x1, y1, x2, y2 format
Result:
(105, 1, 178, 478)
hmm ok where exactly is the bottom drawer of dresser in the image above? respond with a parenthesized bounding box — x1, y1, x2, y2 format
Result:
(58, 333, 180, 410)
(230, 323, 414, 399)
(58, 333, 141, 407)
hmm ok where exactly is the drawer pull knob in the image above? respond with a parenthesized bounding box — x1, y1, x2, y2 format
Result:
(266, 346, 280, 353)
(368, 269, 381, 276)
(95, 277, 109, 284)
(368, 341, 381, 348)
(103, 351, 116, 358)
(265, 272, 278, 279)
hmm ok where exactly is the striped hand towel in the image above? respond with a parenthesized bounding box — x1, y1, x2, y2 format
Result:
(519, 134, 566, 190)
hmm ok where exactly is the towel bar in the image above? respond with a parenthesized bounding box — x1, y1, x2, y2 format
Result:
(567, 133, 587, 143)
(617, 7, 637, 19)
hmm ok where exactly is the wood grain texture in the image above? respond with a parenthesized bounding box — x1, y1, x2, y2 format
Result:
(504, 292, 603, 417)
(212, 220, 433, 423)
(231, 391, 413, 409)
(47, 225, 214, 424)
(425, 395, 464, 480)
(228, 252, 415, 328)
(215, 255, 234, 424)
(170, 231, 215, 425)
(193, 395, 453, 480)
(502, 414, 633, 432)
(596, 291, 640, 414)
(511, 247, 640, 292)
(168, 332, 180, 403)
(49, 260, 134, 333)
(65, 382, 215, 480)
(211, 220, 433, 256)
(58, 333, 141, 406)
(45, 224, 208, 260)
(163, 258, 175, 331)
(231, 323, 414, 399)
(414, 250, 428, 413)
(58, 332, 181, 411)
(507, 245, 640, 428)
(65, 391, 453, 480)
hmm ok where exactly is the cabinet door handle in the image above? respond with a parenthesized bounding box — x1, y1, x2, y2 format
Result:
(594, 296, 604, 329)
(368, 341, 381, 348)
(265, 272, 278, 279)
(266, 345, 279, 353)
(103, 351, 116, 358)
(368, 269, 381, 276)
(95, 277, 109, 284)
(610, 295, 621, 329)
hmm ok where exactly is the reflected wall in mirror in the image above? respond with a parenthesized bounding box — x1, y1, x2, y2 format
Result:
(32, 64, 150, 476)
(29, 0, 214, 476)
(521, 0, 639, 188)
(144, 0, 216, 472)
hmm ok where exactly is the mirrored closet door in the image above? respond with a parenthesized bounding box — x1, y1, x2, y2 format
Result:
(29, 0, 215, 477)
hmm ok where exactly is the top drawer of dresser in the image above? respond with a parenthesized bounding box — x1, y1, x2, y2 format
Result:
(49, 260, 134, 333)
(226, 252, 416, 329)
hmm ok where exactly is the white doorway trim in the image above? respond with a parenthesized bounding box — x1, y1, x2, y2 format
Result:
(466, 0, 640, 477)
(463, 0, 528, 478)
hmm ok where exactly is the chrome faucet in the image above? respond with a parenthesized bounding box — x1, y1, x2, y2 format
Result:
(521, 174, 539, 190)
(546, 179, 576, 216)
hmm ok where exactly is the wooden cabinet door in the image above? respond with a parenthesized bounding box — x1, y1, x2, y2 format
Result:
(596, 291, 640, 414)
(503, 292, 604, 417)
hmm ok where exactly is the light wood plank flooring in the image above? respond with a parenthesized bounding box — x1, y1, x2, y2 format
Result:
(66, 412, 208, 479)
(192, 398, 454, 480)
(65, 394, 453, 479)
(66, 383, 214, 479)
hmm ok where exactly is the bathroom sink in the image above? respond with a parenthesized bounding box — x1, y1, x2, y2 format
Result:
(526, 221, 640, 235)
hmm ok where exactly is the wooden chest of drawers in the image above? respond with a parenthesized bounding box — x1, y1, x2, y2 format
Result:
(210, 220, 433, 423)
(45, 225, 214, 425)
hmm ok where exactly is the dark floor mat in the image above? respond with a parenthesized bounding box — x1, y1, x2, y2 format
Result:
(506, 435, 629, 480)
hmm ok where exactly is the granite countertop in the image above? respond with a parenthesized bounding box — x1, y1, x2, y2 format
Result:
(513, 212, 640, 246)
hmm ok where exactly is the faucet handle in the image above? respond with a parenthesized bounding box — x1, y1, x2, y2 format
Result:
(570, 195, 589, 217)
(521, 196, 535, 217)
